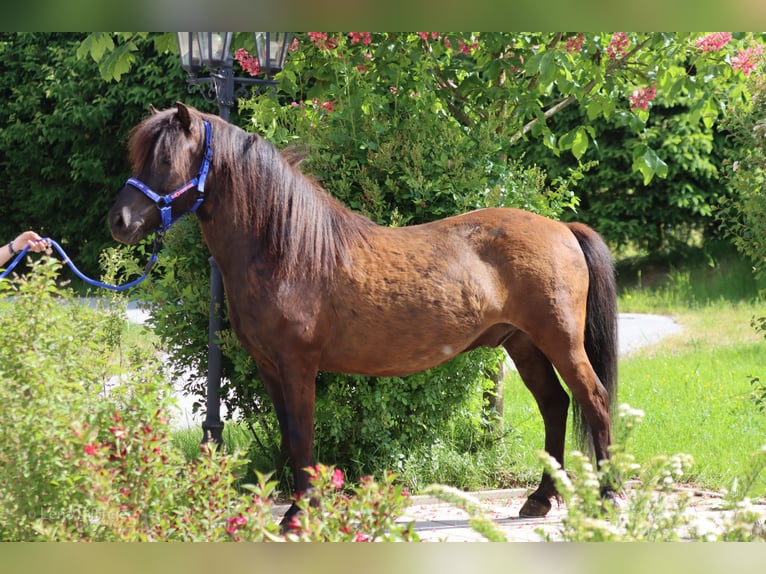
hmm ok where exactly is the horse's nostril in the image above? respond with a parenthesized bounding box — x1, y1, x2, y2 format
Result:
(110, 207, 132, 232)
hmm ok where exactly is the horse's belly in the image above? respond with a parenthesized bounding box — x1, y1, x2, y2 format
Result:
(318, 308, 499, 377)
(319, 341, 464, 377)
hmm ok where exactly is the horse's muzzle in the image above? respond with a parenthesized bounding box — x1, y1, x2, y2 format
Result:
(109, 204, 148, 245)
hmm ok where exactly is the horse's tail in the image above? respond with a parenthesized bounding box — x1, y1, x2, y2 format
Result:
(566, 222, 619, 451)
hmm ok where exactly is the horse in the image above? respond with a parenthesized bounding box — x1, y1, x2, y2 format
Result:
(108, 102, 618, 524)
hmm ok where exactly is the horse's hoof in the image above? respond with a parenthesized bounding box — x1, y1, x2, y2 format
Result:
(519, 496, 552, 517)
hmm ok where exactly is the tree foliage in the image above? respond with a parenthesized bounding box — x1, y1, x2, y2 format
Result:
(0, 33, 187, 276)
(719, 65, 766, 278)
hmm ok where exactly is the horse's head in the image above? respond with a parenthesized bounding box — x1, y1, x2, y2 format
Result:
(109, 102, 212, 244)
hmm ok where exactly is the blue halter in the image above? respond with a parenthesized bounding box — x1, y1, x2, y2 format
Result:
(124, 119, 212, 233)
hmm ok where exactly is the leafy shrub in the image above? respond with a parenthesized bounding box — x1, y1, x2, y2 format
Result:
(0, 257, 418, 541)
(719, 66, 766, 279)
(0, 33, 191, 276)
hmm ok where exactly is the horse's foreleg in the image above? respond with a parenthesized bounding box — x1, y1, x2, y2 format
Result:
(505, 333, 570, 517)
(258, 360, 318, 530)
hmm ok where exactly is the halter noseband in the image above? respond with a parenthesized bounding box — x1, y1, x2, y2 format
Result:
(124, 119, 212, 233)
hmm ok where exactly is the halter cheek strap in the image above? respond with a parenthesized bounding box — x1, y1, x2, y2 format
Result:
(125, 120, 213, 233)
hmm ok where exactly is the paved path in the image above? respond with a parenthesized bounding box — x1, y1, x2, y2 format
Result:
(394, 487, 766, 541)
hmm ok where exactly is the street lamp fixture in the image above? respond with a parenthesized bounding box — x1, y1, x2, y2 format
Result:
(174, 31, 291, 446)
(176, 32, 291, 119)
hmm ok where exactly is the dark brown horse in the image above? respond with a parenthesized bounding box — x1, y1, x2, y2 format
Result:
(108, 102, 618, 523)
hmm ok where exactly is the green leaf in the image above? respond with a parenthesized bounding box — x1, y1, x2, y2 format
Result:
(77, 32, 114, 63)
(632, 145, 668, 184)
(99, 43, 137, 82)
(571, 127, 589, 160)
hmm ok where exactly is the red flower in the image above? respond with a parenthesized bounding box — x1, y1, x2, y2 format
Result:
(84, 444, 97, 456)
(731, 44, 764, 76)
(308, 32, 337, 51)
(566, 33, 584, 54)
(354, 532, 370, 542)
(331, 468, 345, 489)
(235, 48, 261, 77)
(458, 38, 479, 55)
(320, 100, 336, 113)
(607, 32, 629, 59)
(629, 83, 657, 111)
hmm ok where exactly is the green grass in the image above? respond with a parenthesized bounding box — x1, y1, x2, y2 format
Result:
(498, 249, 766, 497)
(617, 338, 766, 493)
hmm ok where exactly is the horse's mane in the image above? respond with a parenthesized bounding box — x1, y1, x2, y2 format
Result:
(129, 109, 374, 281)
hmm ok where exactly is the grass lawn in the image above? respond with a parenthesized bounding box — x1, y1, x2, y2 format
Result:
(616, 302, 766, 495)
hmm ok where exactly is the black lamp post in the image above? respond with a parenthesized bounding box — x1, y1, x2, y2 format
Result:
(175, 32, 291, 446)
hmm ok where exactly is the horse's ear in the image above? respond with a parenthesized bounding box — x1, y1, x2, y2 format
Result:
(175, 101, 193, 133)
(149, 104, 159, 115)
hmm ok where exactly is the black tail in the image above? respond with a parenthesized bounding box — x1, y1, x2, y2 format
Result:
(566, 222, 619, 450)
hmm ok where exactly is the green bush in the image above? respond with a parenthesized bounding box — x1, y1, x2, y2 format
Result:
(0, 257, 416, 541)
(0, 33, 190, 277)
(719, 69, 766, 280)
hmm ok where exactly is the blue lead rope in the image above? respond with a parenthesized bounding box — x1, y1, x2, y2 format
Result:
(0, 237, 160, 292)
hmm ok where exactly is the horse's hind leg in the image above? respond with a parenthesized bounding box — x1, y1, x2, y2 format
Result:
(504, 332, 570, 517)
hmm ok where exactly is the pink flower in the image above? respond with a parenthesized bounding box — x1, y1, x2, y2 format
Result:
(308, 32, 337, 51)
(354, 532, 370, 542)
(458, 38, 479, 55)
(331, 468, 344, 489)
(566, 33, 584, 54)
(731, 43, 764, 76)
(320, 100, 336, 113)
(235, 48, 261, 77)
(607, 32, 629, 59)
(418, 32, 440, 42)
(629, 83, 657, 111)
(84, 444, 97, 456)
(289, 37, 300, 52)
(225, 514, 247, 536)
(349, 32, 371, 46)
(695, 32, 732, 53)
(443, 37, 452, 50)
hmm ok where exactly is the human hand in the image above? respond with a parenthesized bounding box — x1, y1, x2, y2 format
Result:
(12, 231, 48, 254)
